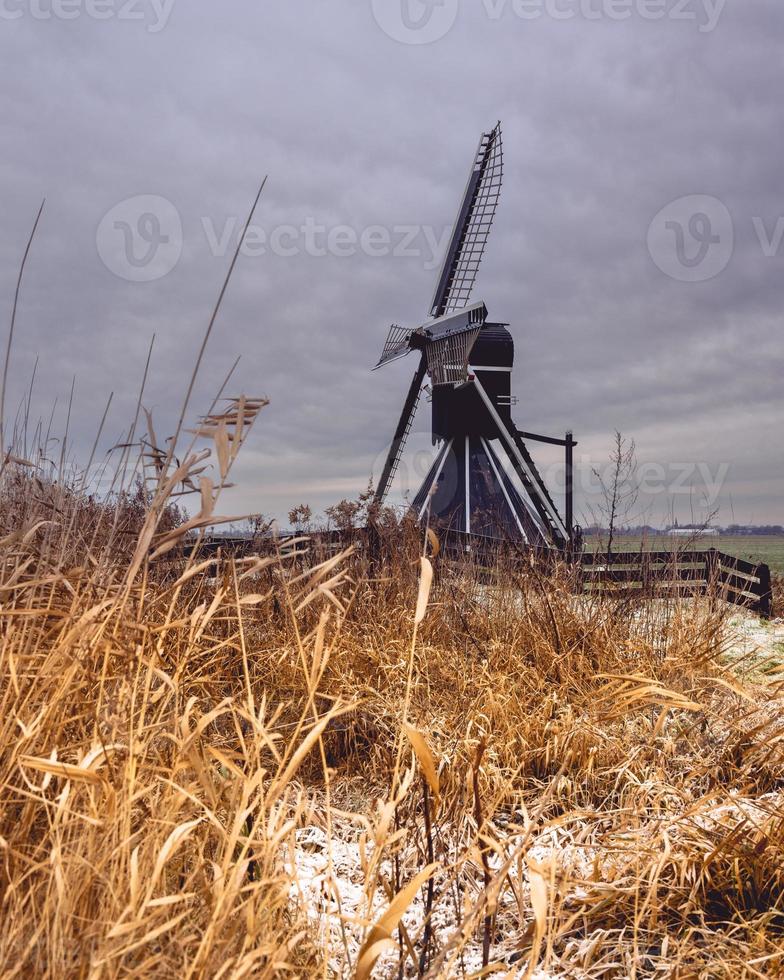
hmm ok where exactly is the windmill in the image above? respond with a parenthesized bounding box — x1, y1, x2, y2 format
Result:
(372, 122, 576, 550)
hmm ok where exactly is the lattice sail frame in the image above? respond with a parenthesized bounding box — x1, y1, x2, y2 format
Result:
(430, 123, 504, 318)
(425, 327, 481, 386)
(374, 324, 414, 370)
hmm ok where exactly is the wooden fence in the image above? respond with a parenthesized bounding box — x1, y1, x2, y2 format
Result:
(580, 548, 772, 618)
(187, 534, 774, 619)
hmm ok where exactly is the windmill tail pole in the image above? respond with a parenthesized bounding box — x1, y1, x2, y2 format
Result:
(374, 356, 427, 505)
(566, 430, 575, 554)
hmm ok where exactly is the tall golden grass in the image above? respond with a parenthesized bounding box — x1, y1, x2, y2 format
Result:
(771, 572, 784, 619)
(1, 397, 783, 978)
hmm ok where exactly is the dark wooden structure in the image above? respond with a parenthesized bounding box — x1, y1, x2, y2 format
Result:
(580, 548, 772, 618)
(188, 531, 773, 619)
(372, 123, 576, 552)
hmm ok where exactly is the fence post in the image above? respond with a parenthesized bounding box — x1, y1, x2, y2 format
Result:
(641, 551, 652, 597)
(758, 563, 772, 620)
(705, 549, 719, 602)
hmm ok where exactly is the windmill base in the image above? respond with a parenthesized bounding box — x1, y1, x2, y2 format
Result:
(410, 436, 552, 548)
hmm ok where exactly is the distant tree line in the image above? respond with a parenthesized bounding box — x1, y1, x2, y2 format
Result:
(583, 523, 784, 537)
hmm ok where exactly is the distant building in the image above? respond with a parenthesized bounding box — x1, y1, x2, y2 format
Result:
(665, 522, 719, 537)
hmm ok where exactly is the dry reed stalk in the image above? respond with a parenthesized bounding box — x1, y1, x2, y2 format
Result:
(1, 199, 45, 463)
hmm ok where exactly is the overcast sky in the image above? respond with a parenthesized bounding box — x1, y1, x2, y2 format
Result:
(1, 0, 782, 527)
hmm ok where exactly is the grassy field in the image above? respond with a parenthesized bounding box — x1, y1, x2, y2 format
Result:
(586, 534, 784, 573)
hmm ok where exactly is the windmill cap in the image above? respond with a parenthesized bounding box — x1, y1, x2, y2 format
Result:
(470, 322, 514, 369)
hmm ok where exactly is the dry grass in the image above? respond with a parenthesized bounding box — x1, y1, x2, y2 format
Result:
(771, 572, 784, 620)
(1, 405, 783, 979)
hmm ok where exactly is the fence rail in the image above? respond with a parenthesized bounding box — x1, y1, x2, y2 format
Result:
(580, 548, 772, 618)
(186, 533, 774, 620)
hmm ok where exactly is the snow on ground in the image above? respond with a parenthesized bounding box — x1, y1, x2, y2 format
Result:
(283, 783, 784, 977)
(723, 612, 784, 677)
(284, 820, 570, 978)
(281, 608, 783, 976)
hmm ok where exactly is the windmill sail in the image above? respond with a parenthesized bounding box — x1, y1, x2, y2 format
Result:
(373, 303, 487, 373)
(373, 357, 427, 505)
(425, 327, 481, 386)
(374, 324, 414, 370)
(430, 123, 504, 319)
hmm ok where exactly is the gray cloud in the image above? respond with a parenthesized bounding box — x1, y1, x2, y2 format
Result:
(1, 0, 782, 525)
